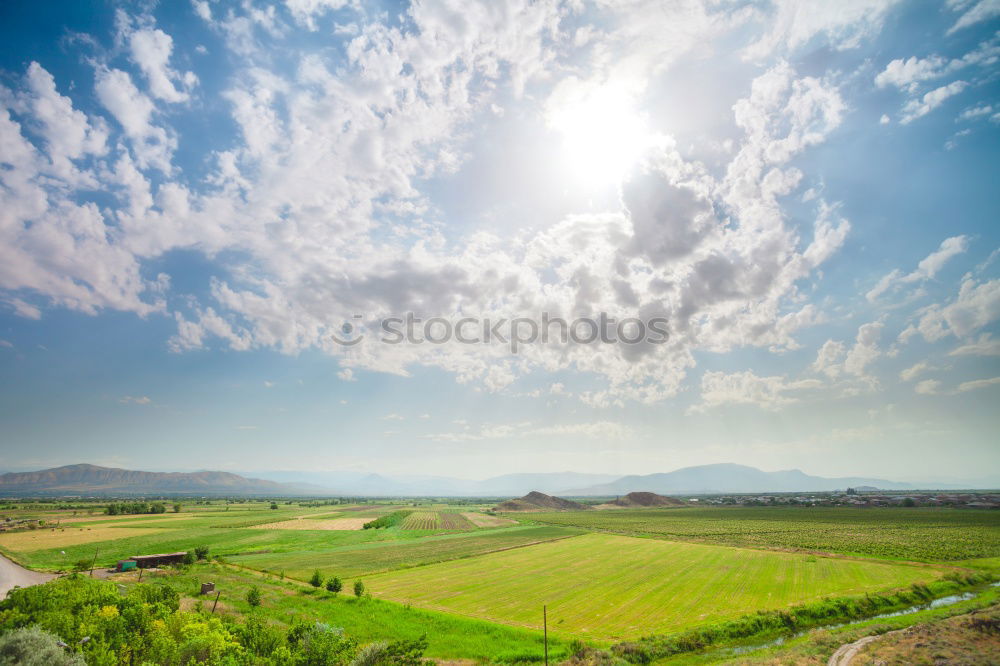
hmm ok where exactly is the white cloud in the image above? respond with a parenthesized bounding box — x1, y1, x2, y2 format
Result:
(899, 361, 933, 381)
(947, 0, 1000, 34)
(949, 333, 1000, 356)
(913, 277, 1000, 342)
(119, 395, 152, 405)
(425, 420, 631, 442)
(128, 28, 197, 103)
(900, 80, 968, 124)
(94, 67, 175, 171)
(746, 0, 904, 58)
(955, 376, 1000, 392)
(694, 370, 823, 412)
(867, 235, 969, 302)
(914, 379, 941, 395)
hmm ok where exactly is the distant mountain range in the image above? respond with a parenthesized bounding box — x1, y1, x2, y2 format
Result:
(0, 464, 316, 496)
(561, 464, 933, 495)
(0, 462, 981, 497)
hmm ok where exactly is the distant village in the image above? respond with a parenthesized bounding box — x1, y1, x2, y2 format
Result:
(689, 489, 1000, 508)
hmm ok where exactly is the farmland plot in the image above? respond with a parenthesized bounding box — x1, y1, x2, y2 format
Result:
(365, 533, 946, 641)
(526, 507, 1000, 561)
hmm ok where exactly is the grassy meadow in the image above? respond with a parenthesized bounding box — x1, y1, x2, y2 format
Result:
(363, 532, 948, 641)
(524, 506, 1000, 561)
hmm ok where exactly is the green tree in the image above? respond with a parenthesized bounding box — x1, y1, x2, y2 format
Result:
(325, 576, 342, 594)
(270, 502, 279, 509)
(353, 580, 365, 597)
(182, 551, 196, 565)
(310, 570, 323, 588)
(194, 546, 210, 560)
(246, 585, 262, 607)
(173, 503, 182, 512)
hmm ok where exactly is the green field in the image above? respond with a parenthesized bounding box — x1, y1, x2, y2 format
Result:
(364, 532, 946, 641)
(523, 507, 1000, 560)
(227, 524, 581, 579)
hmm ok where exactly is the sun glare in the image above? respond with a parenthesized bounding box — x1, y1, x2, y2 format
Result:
(546, 80, 651, 187)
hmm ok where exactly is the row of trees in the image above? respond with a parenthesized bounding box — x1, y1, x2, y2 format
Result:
(105, 501, 182, 515)
(309, 571, 364, 597)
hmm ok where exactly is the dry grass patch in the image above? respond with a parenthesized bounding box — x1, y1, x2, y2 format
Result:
(0, 527, 177, 552)
(461, 512, 515, 528)
(249, 517, 369, 531)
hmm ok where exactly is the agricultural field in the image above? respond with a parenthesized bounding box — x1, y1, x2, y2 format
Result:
(365, 532, 947, 641)
(2, 499, 997, 663)
(228, 524, 580, 580)
(522, 507, 1000, 561)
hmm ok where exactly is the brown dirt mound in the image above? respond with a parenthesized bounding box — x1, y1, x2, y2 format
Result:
(493, 491, 590, 512)
(610, 491, 685, 507)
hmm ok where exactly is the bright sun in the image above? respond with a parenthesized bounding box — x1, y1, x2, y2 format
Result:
(546, 79, 651, 187)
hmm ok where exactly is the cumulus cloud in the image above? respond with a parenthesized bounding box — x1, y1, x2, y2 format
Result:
(0, 4, 860, 407)
(867, 235, 969, 302)
(128, 28, 198, 103)
(911, 277, 1000, 342)
(900, 80, 969, 124)
(119, 395, 152, 405)
(693, 370, 822, 412)
(949, 333, 1000, 356)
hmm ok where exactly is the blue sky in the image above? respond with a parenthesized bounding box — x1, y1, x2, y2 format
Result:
(0, 0, 998, 483)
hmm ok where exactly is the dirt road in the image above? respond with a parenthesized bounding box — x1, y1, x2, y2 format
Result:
(0, 552, 55, 599)
(827, 630, 904, 666)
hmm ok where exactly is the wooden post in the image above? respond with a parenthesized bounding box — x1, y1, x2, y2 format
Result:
(543, 604, 548, 666)
(137, 567, 143, 582)
(89, 548, 99, 577)
(211, 590, 221, 614)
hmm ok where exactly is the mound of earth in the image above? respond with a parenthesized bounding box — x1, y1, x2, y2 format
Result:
(596, 491, 686, 509)
(493, 491, 591, 512)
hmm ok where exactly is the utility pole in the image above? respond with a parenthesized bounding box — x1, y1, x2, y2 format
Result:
(543, 605, 548, 666)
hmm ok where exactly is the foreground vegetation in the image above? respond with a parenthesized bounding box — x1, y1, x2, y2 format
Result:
(0, 574, 434, 665)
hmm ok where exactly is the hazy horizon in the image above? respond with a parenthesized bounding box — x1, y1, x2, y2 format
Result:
(1, 2, 998, 483)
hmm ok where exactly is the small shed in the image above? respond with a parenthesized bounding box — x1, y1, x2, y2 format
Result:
(116, 560, 138, 572)
(200, 582, 216, 595)
(129, 552, 188, 568)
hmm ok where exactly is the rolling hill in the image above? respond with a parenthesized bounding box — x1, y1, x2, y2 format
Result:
(601, 491, 686, 508)
(494, 491, 592, 512)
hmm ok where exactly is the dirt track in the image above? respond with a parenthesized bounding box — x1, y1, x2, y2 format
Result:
(0, 552, 55, 599)
(827, 630, 904, 666)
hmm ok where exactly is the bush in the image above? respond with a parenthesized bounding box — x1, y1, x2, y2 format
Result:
(181, 551, 196, 565)
(310, 570, 323, 588)
(194, 546, 210, 560)
(270, 502, 279, 510)
(0, 625, 85, 666)
(326, 577, 343, 594)
(246, 586, 262, 607)
(71, 559, 90, 573)
(353, 581, 365, 597)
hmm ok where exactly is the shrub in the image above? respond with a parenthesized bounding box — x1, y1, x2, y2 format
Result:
(194, 546, 210, 561)
(71, 559, 90, 573)
(270, 502, 278, 510)
(181, 551, 196, 565)
(310, 570, 323, 588)
(326, 577, 343, 594)
(353, 581, 365, 597)
(246, 586, 262, 607)
(0, 625, 85, 666)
